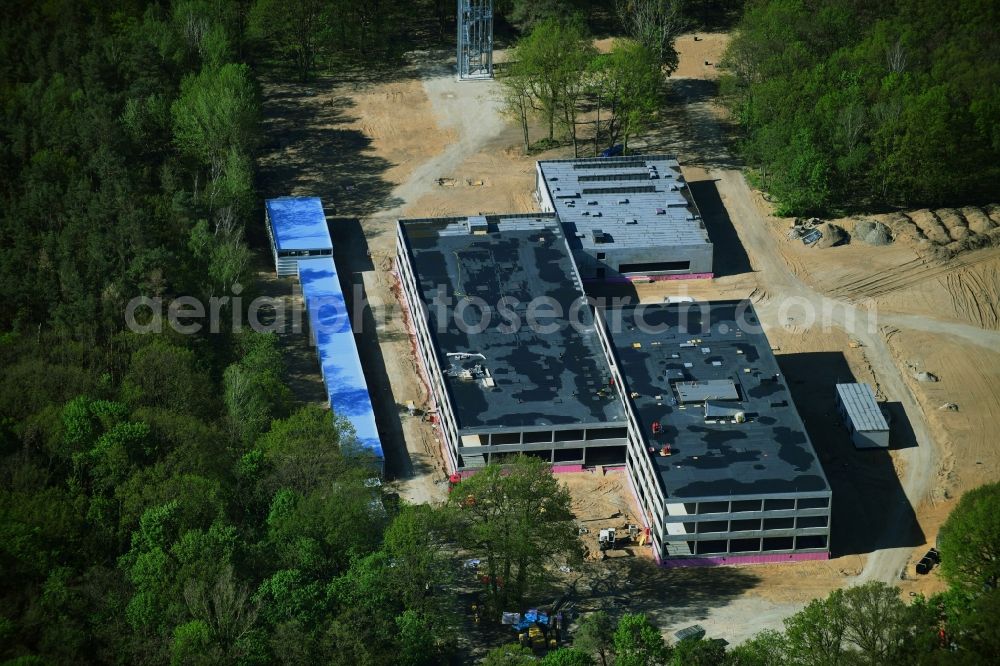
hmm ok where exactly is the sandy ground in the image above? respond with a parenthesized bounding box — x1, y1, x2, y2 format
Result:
(561, 470, 652, 563)
(257, 30, 1000, 647)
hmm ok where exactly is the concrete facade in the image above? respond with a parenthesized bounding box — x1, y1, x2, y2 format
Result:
(536, 156, 713, 281)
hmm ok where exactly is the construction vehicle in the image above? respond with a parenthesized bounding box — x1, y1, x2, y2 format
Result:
(598, 528, 617, 551)
(598, 524, 642, 557)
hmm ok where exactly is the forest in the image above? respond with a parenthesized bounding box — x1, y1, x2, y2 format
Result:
(1, 0, 997, 664)
(721, 0, 1000, 215)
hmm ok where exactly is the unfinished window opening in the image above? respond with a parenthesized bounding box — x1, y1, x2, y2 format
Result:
(731, 500, 762, 513)
(797, 497, 829, 510)
(553, 448, 583, 463)
(554, 429, 584, 443)
(730, 538, 760, 553)
(585, 427, 627, 441)
(586, 445, 626, 466)
(796, 535, 828, 550)
(520, 450, 551, 463)
(731, 519, 761, 532)
(764, 498, 795, 511)
(697, 520, 727, 534)
(796, 515, 828, 529)
(489, 432, 521, 446)
(696, 540, 727, 555)
(762, 536, 794, 551)
(763, 517, 794, 530)
(522, 430, 553, 444)
(619, 260, 691, 274)
(698, 501, 729, 514)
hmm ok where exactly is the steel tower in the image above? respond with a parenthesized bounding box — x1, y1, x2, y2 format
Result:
(457, 0, 493, 80)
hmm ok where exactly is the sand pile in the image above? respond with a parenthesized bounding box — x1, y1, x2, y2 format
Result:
(815, 223, 848, 248)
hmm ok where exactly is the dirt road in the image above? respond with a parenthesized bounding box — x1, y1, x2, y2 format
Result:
(360, 57, 508, 505)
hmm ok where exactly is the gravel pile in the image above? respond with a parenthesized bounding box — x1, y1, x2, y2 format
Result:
(855, 219, 893, 246)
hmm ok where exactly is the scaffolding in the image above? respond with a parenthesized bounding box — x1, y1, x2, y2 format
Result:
(457, 0, 493, 80)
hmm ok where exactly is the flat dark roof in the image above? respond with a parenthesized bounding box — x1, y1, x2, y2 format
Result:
(607, 300, 830, 500)
(399, 214, 626, 432)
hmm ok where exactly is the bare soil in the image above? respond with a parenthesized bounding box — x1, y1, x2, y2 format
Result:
(560, 470, 653, 563)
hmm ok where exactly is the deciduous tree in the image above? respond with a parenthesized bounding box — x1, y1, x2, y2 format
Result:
(448, 455, 580, 609)
(512, 18, 593, 144)
(613, 613, 670, 666)
(575, 611, 615, 666)
(938, 481, 1000, 592)
(589, 40, 662, 153)
(615, 0, 684, 74)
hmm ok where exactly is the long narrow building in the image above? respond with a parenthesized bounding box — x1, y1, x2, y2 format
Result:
(265, 197, 384, 473)
(298, 257, 384, 472)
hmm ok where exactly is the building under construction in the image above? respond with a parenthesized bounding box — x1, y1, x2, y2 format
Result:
(536, 155, 713, 282)
(395, 213, 629, 473)
(395, 213, 830, 564)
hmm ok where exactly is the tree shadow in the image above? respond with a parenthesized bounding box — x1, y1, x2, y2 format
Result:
(333, 238, 434, 482)
(688, 178, 753, 277)
(255, 73, 405, 245)
(251, 264, 330, 406)
(643, 78, 743, 170)
(776, 351, 925, 557)
(559, 557, 762, 630)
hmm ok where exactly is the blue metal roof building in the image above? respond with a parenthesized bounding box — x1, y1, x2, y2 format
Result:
(265, 197, 333, 275)
(298, 257, 384, 472)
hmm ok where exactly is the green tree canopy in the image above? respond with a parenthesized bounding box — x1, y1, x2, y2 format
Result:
(448, 455, 581, 609)
(722, 0, 1000, 214)
(511, 17, 594, 143)
(938, 481, 1000, 592)
(575, 611, 615, 666)
(613, 613, 670, 666)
